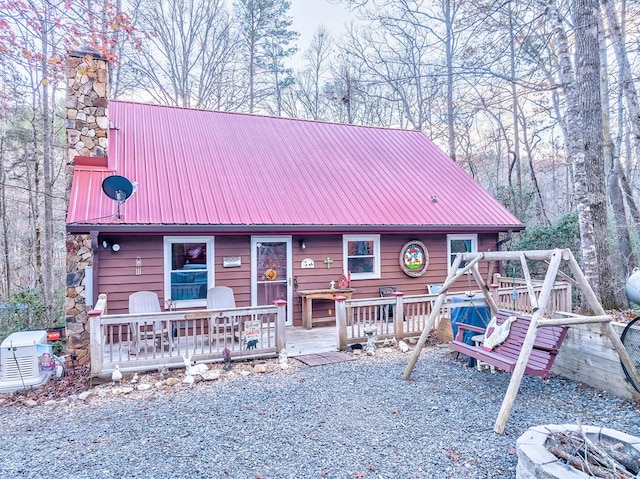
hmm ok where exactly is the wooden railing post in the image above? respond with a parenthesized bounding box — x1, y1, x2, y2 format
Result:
(274, 300, 287, 352)
(88, 293, 108, 377)
(335, 296, 347, 351)
(393, 292, 404, 340)
(489, 283, 499, 312)
(564, 281, 572, 312)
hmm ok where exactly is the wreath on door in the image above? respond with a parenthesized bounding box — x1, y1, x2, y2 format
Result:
(264, 268, 277, 281)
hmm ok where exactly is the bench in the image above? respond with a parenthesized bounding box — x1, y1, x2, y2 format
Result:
(449, 310, 568, 378)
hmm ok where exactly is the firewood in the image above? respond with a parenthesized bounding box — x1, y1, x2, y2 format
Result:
(547, 429, 636, 479)
(547, 445, 620, 478)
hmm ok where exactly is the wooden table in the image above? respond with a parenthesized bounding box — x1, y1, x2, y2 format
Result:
(298, 289, 354, 329)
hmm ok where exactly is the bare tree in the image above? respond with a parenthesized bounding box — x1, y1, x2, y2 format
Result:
(127, 0, 242, 109)
(293, 26, 334, 121)
(233, 0, 298, 114)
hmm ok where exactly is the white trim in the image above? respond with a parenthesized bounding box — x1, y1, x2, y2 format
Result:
(251, 236, 293, 325)
(163, 236, 214, 308)
(343, 234, 381, 280)
(446, 234, 478, 273)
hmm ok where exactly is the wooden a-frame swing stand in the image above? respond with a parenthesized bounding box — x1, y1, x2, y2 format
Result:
(403, 248, 640, 435)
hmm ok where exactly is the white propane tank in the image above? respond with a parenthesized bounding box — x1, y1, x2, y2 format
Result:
(625, 268, 640, 305)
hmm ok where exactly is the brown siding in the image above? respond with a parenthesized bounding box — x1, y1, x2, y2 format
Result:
(214, 236, 252, 306)
(97, 236, 164, 313)
(293, 233, 496, 298)
(97, 232, 500, 322)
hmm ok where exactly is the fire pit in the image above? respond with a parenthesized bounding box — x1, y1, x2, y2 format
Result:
(516, 424, 640, 478)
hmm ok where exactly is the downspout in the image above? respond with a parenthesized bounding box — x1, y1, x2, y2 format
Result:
(90, 230, 100, 308)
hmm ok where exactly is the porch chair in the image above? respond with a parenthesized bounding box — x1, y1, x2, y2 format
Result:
(427, 283, 445, 330)
(378, 286, 397, 322)
(206, 286, 240, 342)
(128, 291, 172, 354)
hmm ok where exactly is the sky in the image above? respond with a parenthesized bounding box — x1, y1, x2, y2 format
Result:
(288, 0, 355, 67)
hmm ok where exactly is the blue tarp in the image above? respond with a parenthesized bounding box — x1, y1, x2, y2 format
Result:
(450, 295, 491, 346)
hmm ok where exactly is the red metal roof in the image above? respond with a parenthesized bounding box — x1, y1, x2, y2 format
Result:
(66, 101, 523, 232)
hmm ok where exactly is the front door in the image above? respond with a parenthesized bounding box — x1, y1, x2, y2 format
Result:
(251, 236, 293, 325)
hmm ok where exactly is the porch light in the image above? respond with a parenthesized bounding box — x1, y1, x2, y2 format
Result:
(101, 240, 120, 253)
(299, 239, 306, 250)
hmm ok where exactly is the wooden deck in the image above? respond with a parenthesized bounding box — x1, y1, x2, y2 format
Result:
(99, 325, 339, 366)
(285, 326, 338, 356)
(90, 280, 573, 377)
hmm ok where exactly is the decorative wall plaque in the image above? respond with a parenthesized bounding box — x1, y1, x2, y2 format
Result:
(301, 258, 315, 269)
(399, 240, 429, 277)
(223, 256, 241, 268)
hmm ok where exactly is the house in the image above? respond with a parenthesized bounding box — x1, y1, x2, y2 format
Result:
(64, 51, 523, 364)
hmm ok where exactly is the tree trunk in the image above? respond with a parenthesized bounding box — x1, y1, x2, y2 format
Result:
(444, 0, 456, 161)
(508, 0, 523, 216)
(573, 0, 617, 308)
(598, 7, 634, 287)
(520, 113, 550, 225)
(41, 34, 54, 324)
(0, 134, 9, 297)
(602, 0, 640, 166)
(601, 0, 640, 254)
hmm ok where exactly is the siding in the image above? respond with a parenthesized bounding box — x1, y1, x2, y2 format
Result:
(97, 233, 498, 325)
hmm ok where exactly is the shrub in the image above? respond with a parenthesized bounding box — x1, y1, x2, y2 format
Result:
(0, 289, 48, 342)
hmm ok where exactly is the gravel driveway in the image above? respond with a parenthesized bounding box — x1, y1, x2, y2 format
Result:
(0, 346, 638, 479)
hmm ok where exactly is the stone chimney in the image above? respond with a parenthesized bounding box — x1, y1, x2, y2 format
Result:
(66, 49, 109, 187)
(65, 49, 109, 367)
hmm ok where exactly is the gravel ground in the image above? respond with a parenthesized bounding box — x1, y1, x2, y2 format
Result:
(0, 345, 639, 479)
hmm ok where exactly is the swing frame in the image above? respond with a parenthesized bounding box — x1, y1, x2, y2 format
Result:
(403, 248, 640, 434)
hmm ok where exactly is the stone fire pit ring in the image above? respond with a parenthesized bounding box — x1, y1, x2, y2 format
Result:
(516, 424, 640, 478)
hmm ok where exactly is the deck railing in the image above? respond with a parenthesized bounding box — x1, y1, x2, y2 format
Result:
(88, 280, 572, 375)
(335, 281, 572, 349)
(89, 294, 286, 377)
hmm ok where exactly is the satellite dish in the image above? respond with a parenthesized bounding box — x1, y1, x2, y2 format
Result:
(101, 175, 134, 219)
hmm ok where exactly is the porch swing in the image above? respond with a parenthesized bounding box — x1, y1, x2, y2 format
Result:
(452, 263, 526, 367)
(402, 248, 640, 434)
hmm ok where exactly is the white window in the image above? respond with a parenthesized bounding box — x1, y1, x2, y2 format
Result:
(343, 234, 381, 280)
(447, 234, 478, 272)
(163, 236, 214, 308)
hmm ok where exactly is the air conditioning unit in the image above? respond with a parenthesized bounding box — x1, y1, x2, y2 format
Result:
(0, 331, 54, 393)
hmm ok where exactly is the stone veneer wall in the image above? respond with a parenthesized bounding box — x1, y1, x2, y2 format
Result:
(65, 50, 109, 366)
(65, 234, 93, 365)
(65, 50, 109, 166)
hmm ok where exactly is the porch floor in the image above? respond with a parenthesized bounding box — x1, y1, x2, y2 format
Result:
(285, 325, 338, 356)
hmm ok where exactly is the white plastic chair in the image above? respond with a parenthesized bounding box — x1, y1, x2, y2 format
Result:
(206, 286, 239, 342)
(427, 283, 445, 328)
(128, 291, 171, 353)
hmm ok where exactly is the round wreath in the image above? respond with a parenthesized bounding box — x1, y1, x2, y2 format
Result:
(399, 240, 429, 277)
(264, 268, 277, 281)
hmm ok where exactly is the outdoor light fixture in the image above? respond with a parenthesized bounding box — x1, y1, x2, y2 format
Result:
(101, 240, 121, 253)
(299, 239, 306, 250)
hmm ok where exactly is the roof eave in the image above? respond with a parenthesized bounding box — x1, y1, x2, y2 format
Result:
(67, 223, 525, 235)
